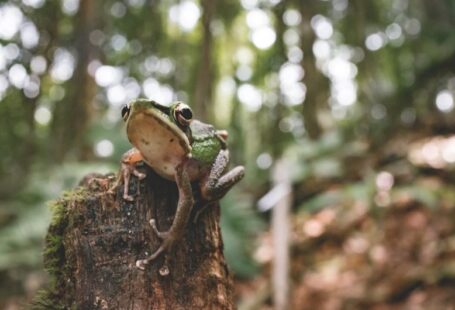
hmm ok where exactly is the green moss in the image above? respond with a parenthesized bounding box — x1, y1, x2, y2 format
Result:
(32, 187, 87, 309)
(31, 288, 67, 310)
(62, 187, 88, 202)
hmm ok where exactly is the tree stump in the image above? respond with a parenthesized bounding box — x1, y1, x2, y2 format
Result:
(34, 166, 234, 309)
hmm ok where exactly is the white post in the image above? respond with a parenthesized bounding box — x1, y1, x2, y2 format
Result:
(272, 159, 292, 310)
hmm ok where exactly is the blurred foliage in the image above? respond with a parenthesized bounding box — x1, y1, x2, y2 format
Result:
(221, 191, 265, 278)
(0, 0, 454, 307)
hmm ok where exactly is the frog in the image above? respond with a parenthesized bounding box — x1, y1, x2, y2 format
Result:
(110, 99, 245, 270)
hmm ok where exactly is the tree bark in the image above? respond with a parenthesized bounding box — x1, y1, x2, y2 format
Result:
(35, 167, 234, 309)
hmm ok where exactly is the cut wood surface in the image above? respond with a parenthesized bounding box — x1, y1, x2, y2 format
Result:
(36, 166, 234, 309)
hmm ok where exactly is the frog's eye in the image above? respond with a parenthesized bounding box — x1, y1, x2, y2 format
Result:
(180, 107, 193, 120)
(121, 104, 130, 121)
(174, 103, 193, 126)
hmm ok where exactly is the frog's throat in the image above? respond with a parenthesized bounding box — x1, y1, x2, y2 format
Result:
(127, 110, 192, 154)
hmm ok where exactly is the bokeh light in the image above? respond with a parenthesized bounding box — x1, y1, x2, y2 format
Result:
(169, 0, 201, 32)
(435, 90, 454, 113)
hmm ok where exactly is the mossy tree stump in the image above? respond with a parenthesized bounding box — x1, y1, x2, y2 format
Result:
(36, 166, 234, 309)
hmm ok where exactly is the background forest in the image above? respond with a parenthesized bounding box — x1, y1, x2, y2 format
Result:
(1, 0, 455, 308)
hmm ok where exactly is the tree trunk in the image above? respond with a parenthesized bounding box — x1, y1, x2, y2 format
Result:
(299, 2, 329, 139)
(34, 167, 234, 309)
(192, 0, 216, 121)
(51, 0, 98, 161)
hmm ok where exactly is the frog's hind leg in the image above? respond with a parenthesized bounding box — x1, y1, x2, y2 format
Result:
(136, 162, 194, 270)
(201, 149, 245, 202)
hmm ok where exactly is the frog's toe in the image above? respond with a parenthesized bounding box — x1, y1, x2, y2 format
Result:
(135, 246, 166, 269)
(123, 194, 135, 201)
(134, 170, 146, 180)
(135, 259, 148, 270)
(150, 219, 170, 239)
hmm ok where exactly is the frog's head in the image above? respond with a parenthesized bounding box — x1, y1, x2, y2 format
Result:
(121, 99, 193, 166)
(121, 99, 167, 123)
(121, 99, 193, 129)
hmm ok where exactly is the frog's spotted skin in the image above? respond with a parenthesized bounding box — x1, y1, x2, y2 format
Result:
(110, 99, 245, 270)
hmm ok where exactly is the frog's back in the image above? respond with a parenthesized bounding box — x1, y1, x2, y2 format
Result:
(190, 120, 215, 138)
(190, 120, 223, 164)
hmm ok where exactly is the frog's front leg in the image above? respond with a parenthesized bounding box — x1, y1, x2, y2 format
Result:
(108, 148, 146, 201)
(194, 150, 245, 222)
(136, 161, 194, 270)
(201, 149, 245, 201)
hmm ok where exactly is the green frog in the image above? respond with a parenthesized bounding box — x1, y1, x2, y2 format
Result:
(110, 99, 245, 269)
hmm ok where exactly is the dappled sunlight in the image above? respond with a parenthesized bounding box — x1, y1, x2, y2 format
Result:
(237, 83, 262, 111)
(169, 0, 201, 32)
(435, 90, 454, 113)
(20, 22, 39, 49)
(246, 9, 276, 50)
(143, 78, 174, 106)
(283, 9, 301, 27)
(311, 15, 333, 40)
(30, 55, 47, 75)
(303, 218, 325, 237)
(94, 139, 114, 158)
(61, 0, 79, 15)
(313, 39, 331, 59)
(50, 48, 75, 83)
(409, 135, 455, 168)
(8, 63, 27, 89)
(251, 26, 276, 50)
(34, 106, 52, 126)
(279, 62, 306, 106)
(0, 0, 454, 308)
(0, 4, 23, 40)
(365, 32, 386, 51)
(385, 23, 403, 41)
(94, 65, 124, 87)
(375, 171, 394, 192)
(256, 152, 273, 170)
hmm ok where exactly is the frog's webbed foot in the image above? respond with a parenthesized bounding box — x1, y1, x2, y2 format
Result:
(201, 150, 245, 202)
(109, 149, 145, 201)
(136, 162, 194, 269)
(136, 245, 166, 270)
(133, 169, 146, 180)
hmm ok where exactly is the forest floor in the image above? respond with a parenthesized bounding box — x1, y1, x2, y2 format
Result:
(235, 172, 455, 310)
